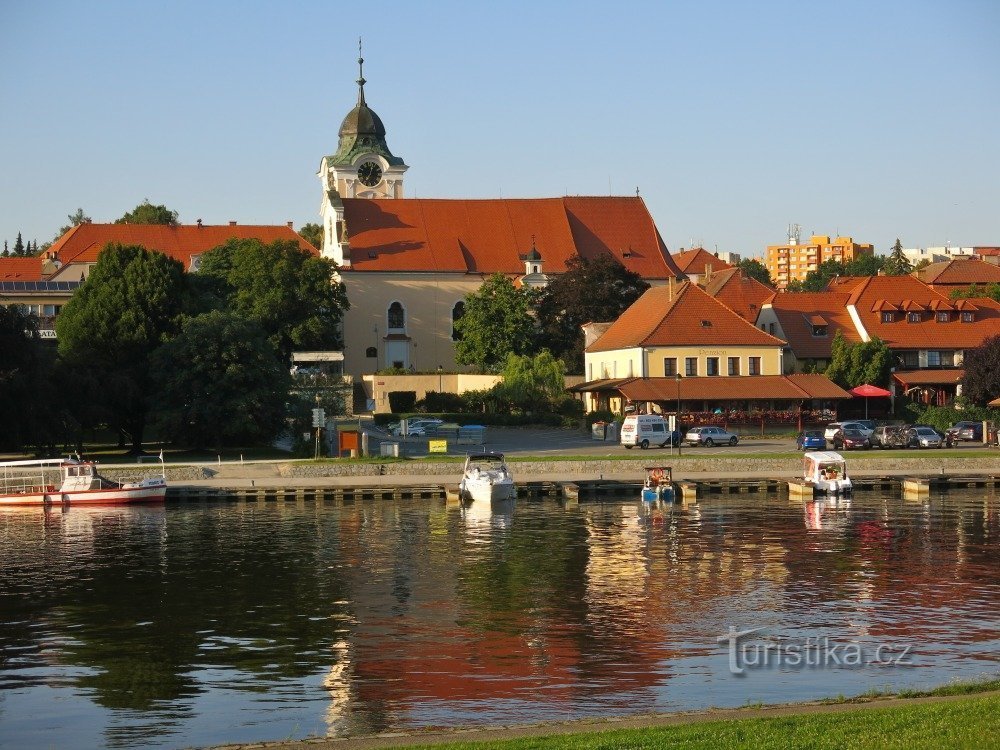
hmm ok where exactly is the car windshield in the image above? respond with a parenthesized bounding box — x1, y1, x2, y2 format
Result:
(805, 431, 823, 438)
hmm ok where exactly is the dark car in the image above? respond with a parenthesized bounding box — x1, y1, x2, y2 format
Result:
(946, 421, 983, 443)
(832, 427, 871, 451)
(796, 430, 827, 451)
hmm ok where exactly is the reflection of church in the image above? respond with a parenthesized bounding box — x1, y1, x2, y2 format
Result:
(319, 51, 681, 382)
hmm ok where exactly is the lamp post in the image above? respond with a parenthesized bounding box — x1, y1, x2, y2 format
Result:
(676, 372, 683, 456)
(437, 364, 443, 393)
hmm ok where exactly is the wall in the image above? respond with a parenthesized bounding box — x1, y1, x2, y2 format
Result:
(361, 373, 584, 413)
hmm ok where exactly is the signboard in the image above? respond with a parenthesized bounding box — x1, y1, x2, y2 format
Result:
(311, 408, 326, 427)
(428, 439, 448, 453)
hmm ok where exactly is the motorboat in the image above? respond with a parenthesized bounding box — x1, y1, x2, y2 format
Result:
(641, 466, 675, 502)
(0, 457, 167, 506)
(802, 451, 852, 495)
(458, 452, 515, 503)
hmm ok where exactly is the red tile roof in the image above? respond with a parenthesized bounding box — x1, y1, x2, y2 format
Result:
(672, 247, 732, 276)
(915, 259, 1000, 286)
(614, 374, 851, 401)
(340, 197, 681, 278)
(47, 223, 318, 269)
(702, 267, 775, 322)
(587, 281, 786, 352)
(765, 291, 860, 359)
(893, 369, 965, 386)
(0, 257, 45, 281)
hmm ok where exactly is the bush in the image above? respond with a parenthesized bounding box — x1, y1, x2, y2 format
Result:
(388, 391, 417, 413)
(585, 409, 616, 428)
(417, 391, 465, 412)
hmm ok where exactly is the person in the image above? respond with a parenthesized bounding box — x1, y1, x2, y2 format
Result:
(819, 469, 828, 480)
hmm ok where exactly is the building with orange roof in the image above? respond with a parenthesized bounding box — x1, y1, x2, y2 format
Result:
(670, 247, 732, 285)
(913, 258, 1000, 291)
(701, 267, 774, 322)
(756, 290, 861, 372)
(765, 230, 874, 290)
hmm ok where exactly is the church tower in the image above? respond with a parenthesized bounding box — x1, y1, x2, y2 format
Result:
(318, 42, 407, 265)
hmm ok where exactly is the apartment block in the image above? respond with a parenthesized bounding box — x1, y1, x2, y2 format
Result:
(765, 234, 874, 289)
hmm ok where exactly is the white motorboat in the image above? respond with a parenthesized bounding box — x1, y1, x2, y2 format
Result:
(0, 457, 167, 506)
(803, 451, 852, 495)
(458, 452, 515, 503)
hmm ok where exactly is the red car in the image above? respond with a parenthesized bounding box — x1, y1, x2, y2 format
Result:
(832, 427, 871, 450)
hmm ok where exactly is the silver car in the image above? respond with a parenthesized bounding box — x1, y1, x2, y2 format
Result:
(906, 426, 943, 449)
(684, 426, 739, 447)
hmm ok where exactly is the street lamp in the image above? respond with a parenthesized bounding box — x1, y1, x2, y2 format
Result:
(676, 372, 683, 456)
(437, 364, 443, 393)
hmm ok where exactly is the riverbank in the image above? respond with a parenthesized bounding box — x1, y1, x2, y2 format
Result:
(210, 685, 1000, 750)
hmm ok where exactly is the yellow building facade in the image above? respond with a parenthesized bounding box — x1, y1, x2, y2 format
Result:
(765, 235, 874, 290)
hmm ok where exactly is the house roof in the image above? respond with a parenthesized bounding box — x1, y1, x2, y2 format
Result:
(671, 247, 732, 276)
(340, 196, 681, 278)
(702, 267, 775, 322)
(893, 369, 965, 386)
(0, 257, 45, 281)
(587, 281, 786, 353)
(764, 291, 860, 359)
(47, 223, 318, 269)
(842, 275, 1000, 349)
(915, 258, 1000, 286)
(611, 374, 851, 401)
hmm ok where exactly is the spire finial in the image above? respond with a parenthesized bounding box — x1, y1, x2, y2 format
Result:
(356, 37, 367, 106)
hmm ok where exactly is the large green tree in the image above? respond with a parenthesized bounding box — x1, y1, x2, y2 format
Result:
(534, 255, 648, 373)
(736, 258, 772, 285)
(495, 350, 566, 412)
(196, 237, 348, 362)
(298, 223, 323, 251)
(116, 199, 179, 225)
(56, 244, 187, 453)
(454, 273, 536, 372)
(883, 238, 913, 276)
(823, 332, 893, 389)
(150, 311, 291, 451)
(960, 334, 1000, 404)
(0, 305, 48, 450)
(950, 283, 1000, 303)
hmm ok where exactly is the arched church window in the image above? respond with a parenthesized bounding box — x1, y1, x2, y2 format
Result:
(452, 301, 465, 341)
(365, 347, 377, 358)
(388, 301, 405, 330)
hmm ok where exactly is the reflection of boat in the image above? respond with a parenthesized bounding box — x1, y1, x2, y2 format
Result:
(0, 458, 167, 506)
(804, 497, 851, 530)
(802, 451, 852, 495)
(458, 452, 515, 503)
(641, 466, 674, 502)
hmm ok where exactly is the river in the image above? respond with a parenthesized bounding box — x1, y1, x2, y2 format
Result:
(0, 491, 997, 748)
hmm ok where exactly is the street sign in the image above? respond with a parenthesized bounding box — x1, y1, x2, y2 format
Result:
(311, 408, 326, 427)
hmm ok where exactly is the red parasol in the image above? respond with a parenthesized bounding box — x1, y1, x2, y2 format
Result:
(849, 383, 891, 418)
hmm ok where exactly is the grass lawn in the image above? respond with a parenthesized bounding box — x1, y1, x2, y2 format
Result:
(388, 691, 1000, 750)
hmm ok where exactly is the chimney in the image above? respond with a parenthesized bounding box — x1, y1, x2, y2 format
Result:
(287, 221, 294, 229)
(229, 221, 237, 226)
(196, 219, 203, 228)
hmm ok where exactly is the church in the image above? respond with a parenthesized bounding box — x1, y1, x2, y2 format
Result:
(318, 51, 682, 380)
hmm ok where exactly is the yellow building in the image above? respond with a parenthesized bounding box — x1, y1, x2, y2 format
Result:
(765, 234, 874, 290)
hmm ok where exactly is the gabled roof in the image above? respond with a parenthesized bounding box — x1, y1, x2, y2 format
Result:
(587, 281, 786, 353)
(47, 223, 318, 269)
(340, 196, 681, 278)
(702, 267, 775, 322)
(915, 258, 1000, 286)
(0, 257, 45, 281)
(671, 247, 732, 276)
(764, 291, 860, 359)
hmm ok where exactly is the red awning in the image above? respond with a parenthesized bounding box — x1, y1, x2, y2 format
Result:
(849, 384, 892, 397)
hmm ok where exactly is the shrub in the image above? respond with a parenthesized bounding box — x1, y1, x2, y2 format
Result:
(418, 391, 465, 413)
(388, 391, 417, 413)
(585, 409, 616, 428)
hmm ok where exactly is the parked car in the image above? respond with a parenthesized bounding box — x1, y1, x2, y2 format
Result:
(854, 419, 877, 433)
(831, 427, 871, 451)
(824, 421, 874, 442)
(685, 426, 739, 447)
(871, 424, 906, 449)
(796, 430, 827, 451)
(391, 418, 444, 437)
(946, 421, 983, 443)
(905, 426, 944, 449)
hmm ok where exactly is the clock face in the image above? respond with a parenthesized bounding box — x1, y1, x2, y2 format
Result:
(357, 161, 383, 187)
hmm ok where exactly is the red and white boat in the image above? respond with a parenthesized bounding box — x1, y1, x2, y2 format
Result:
(0, 457, 167, 506)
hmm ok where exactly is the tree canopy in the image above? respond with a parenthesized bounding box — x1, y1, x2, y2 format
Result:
(736, 258, 772, 286)
(298, 223, 323, 251)
(0, 306, 48, 450)
(950, 283, 1000, 304)
(534, 255, 649, 373)
(883, 238, 913, 276)
(823, 332, 893, 389)
(56, 244, 187, 452)
(793, 254, 887, 292)
(116, 200, 179, 225)
(196, 237, 348, 362)
(960, 334, 1000, 404)
(495, 351, 566, 412)
(150, 311, 291, 451)
(454, 273, 536, 373)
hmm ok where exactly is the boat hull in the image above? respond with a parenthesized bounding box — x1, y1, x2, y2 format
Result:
(642, 485, 674, 503)
(0, 481, 167, 507)
(460, 478, 516, 503)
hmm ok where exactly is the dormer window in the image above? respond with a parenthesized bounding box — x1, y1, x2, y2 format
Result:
(812, 324, 828, 337)
(936, 311, 950, 323)
(907, 312, 922, 323)
(881, 311, 895, 323)
(961, 311, 975, 323)
(701, 320, 712, 328)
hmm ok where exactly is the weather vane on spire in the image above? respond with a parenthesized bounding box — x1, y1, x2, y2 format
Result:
(356, 36, 367, 105)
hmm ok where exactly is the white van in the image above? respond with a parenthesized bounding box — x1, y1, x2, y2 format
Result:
(620, 414, 674, 449)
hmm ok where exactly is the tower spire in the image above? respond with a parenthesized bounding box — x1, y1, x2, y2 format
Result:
(356, 37, 367, 106)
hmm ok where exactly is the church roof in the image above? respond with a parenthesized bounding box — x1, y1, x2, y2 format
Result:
(341, 196, 681, 278)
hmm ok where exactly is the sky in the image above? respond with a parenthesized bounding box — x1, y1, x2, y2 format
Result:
(1, 0, 997, 259)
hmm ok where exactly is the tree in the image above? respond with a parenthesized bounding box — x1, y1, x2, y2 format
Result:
(59, 208, 92, 236)
(150, 311, 291, 451)
(798, 259, 845, 291)
(823, 332, 893, 389)
(495, 351, 566, 412)
(883, 238, 913, 276)
(844, 253, 885, 277)
(534, 255, 649, 373)
(950, 283, 1000, 304)
(298, 223, 323, 251)
(454, 273, 536, 372)
(13, 232, 25, 257)
(116, 199, 179, 225)
(960, 335, 1000, 404)
(0, 305, 48, 450)
(736, 258, 772, 285)
(56, 244, 187, 453)
(196, 237, 349, 362)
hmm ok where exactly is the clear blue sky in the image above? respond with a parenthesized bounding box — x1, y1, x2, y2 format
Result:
(2, 0, 997, 258)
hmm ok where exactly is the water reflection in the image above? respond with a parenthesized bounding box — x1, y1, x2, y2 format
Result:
(0, 493, 998, 749)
